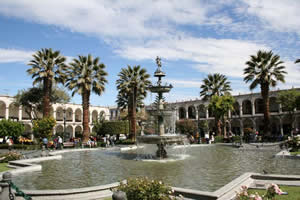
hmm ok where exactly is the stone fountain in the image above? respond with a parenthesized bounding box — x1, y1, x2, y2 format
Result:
(137, 57, 185, 158)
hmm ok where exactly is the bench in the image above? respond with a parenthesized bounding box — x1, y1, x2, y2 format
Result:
(62, 142, 75, 148)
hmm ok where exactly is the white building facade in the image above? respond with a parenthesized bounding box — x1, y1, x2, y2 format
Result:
(0, 95, 110, 138)
(170, 89, 300, 136)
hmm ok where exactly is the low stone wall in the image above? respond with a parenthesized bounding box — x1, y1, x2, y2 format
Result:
(0, 148, 299, 200)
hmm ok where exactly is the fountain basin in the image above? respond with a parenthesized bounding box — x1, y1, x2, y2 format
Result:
(137, 134, 186, 144)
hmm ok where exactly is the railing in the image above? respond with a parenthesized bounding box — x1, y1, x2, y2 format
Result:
(0, 172, 32, 200)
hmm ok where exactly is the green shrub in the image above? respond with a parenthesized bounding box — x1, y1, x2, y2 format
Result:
(0, 152, 22, 163)
(32, 117, 56, 139)
(96, 121, 129, 136)
(232, 136, 241, 143)
(214, 136, 224, 143)
(176, 119, 197, 135)
(0, 119, 25, 138)
(117, 177, 176, 200)
(0, 144, 40, 150)
(116, 139, 135, 145)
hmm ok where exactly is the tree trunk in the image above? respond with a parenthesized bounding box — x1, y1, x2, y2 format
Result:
(215, 117, 222, 136)
(129, 88, 137, 142)
(261, 84, 271, 137)
(43, 77, 51, 118)
(82, 89, 90, 143)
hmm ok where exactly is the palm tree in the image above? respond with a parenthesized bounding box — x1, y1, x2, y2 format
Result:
(66, 55, 108, 142)
(244, 50, 286, 137)
(116, 65, 151, 142)
(200, 73, 232, 136)
(200, 73, 231, 100)
(27, 48, 67, 117)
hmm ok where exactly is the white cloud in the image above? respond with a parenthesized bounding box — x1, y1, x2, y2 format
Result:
(0, 48, 34, 63)
(242, 0, 300, 34)
(165, 79, 201, 88)
(116, 36, 269, 78)
(0, 0, 212, 41)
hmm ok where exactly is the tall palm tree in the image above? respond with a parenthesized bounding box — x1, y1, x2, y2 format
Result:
(27, 48, 67, 117)
(116, 65, 151, 142)
(244, 50, 286, 137)
(200, 73, 232, 136)
(66, 55, 108, 142)
(200, 73, 231, 100)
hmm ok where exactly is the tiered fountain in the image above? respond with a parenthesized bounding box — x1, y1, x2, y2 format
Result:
(137, 57, 185, 158)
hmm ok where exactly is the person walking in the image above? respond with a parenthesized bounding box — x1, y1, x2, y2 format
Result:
(58, 136, 63, 150)
(6, 137, 13, 151)
(42, 137, 48, 150)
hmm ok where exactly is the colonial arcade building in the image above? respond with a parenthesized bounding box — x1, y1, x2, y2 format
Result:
(0, 95, 110, 139)
(170, 88, 300, 137)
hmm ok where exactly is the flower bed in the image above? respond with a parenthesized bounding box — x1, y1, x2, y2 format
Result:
(236, 184, 300, 200)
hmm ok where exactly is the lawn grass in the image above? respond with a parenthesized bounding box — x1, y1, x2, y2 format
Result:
(0, 163, 10, 172)
(290, 151, 300, 156)
(249, 186, 300, 200)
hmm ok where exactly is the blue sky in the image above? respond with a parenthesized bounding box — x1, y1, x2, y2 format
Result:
(0, 0, 299, 106)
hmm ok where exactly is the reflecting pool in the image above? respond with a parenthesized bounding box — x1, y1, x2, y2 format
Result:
(13, 145, 300, 192)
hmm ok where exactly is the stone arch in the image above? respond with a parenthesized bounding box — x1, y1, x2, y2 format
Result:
(56, 125, 64, 134)
(232, 102, 240, 116)
(92, 126, 97, 134)
(9, 103, 19, 120)
(178, 107, 186, 119)
(231, 119, 241, 135)
(66, 108, 73, 121)
(198, 104, 206, 119)
(242, 100, 252, 115)
(99, 110, 106, 121)
(23, 124, 32, 135)
(75, 126, 83, 138)
(0, 101, 6, 118)
(270, 117, 281, 136)
(188, 106, 196, 119)
(255, 118, 264, 133)
(270, 97, 279, 113)
(255, 98, 264, 114)
(92, 110, 98, 122)
(75, 108, 82, 122)
(243, 118, 255, 129)
(282, 115, 293, 134)
(56, 107, 64, 121)
(66, 125, 73, 138)
(21, 106, 31, 120)
(208, 106, 214, 118)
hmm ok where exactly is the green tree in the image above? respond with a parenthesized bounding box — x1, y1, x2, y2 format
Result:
(200, 73, 232, 135)
(97, 121, 129, 140)
(208, 94, 235, 136)
(116, 65, 151, 142)
(176, 119, 197, 135)
(27, 48, 67, 117)
(200, 73, 231, 101)
(66, 54, 108, 142)
(277, 89, 300, 129)
(244, 50, 286, 136)
(32, 117, 56, 139)
(0, 119, 25, 138)
(14, 86, 70, 121)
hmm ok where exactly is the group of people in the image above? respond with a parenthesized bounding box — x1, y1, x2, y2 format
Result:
(205, 132, 215, 144)
(86, 136, 97, 148)
(42, 136, 63, 150)
(102, 135, 116, 147)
